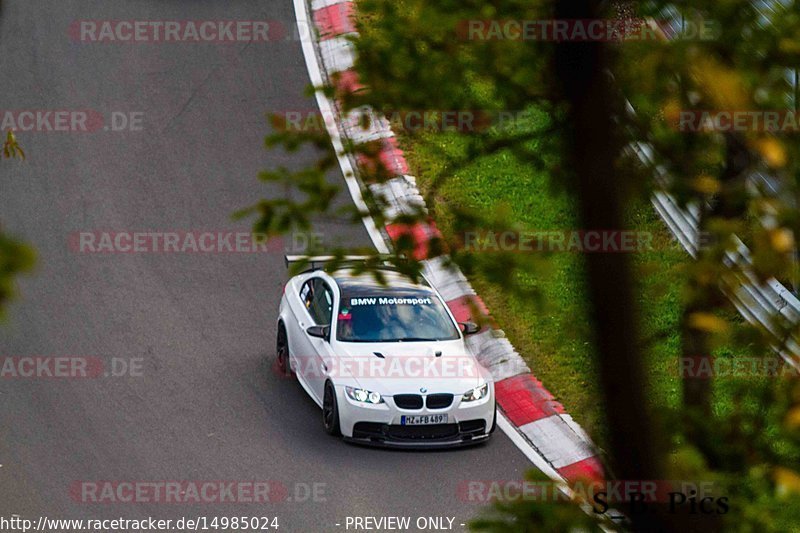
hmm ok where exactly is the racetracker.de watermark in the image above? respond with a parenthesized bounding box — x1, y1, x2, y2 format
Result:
(68, 231, 323, 254)
(1, 110, 143, 132)
(0, 357, 143, 378)
(69, 20, 322, 43)
(458, 18, 719, 42)
(271, 109, 531, 134)
(674, 110, 800, 133)
(70, 481, 326, 504)
(277, 355, 483, 381)
(459, 230, 655, 253)
(458, 479, 720, 505)
(676, 356, 800, 379)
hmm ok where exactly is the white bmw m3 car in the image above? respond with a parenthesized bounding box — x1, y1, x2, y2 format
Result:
(276, 256, 496, 448)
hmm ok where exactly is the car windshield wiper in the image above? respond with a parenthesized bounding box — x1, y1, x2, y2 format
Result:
(396, 337, 439, 342)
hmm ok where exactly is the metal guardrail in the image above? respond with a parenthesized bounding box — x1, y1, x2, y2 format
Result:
(630, 140, 800, 369)
(318, 0, 800, 368)
(636, 1, 800, 367)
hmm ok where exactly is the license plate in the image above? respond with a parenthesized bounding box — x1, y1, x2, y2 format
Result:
(400, 414, 448, 425)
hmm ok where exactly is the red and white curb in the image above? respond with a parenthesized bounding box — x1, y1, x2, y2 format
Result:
(294, 0, 604, 488)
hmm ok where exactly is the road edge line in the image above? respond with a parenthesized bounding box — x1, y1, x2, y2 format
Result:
(291, 0, 604, 492)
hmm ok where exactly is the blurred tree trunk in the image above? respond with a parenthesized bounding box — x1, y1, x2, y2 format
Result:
(682, 132, 751, 463)
(680, 229, 715, 451)
(552, 0, 660, 488)
(551, 0, 672, 529)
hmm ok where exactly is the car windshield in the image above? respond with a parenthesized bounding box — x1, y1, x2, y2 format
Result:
(336, 291, 461, 342)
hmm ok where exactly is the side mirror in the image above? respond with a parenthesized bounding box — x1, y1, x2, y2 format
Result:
(306, 325, 330, 341)
(459, 322, 480, 335)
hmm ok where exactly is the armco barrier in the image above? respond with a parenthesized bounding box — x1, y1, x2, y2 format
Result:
(301, 0, 605, 487)
(630, 141, 800, 370)
(631, 1, 800, 369)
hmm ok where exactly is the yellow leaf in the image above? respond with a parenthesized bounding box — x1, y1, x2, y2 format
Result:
(692, 174, 721, 194)
(775, 467, 800, 498)
(688, 312, 728, 333)
(785, 407, 800, 430)
(754, 138, 787, 168)
(2, 130, 25, 160)
(662, 99, 682, 128)
(770, 229, 795, 254)
(779, 38, 800, 54)
(690, 58, 747, 109)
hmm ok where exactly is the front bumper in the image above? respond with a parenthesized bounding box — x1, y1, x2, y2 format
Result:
(343, 420, 491, 448)
(335, 384, 495, 448)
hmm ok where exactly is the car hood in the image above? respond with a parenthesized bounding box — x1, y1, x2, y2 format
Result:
(333, 339, 489, 396)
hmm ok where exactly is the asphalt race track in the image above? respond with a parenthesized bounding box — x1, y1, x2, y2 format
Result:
(0, 1, 534, 531)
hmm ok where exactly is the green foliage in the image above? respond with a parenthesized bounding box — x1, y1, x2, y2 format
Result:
(0, 231, 35, 318)
(0, 131, 34, 318)
(2, 130, 24, 160)
(234, 118, 342, 238)
(246, 0, 800, 529)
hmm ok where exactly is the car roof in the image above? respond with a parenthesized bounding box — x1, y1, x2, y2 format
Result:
(331, 267, 433, 296)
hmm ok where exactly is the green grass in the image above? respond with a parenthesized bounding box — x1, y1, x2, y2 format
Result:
(400, 104, 776, 451)
(399, 108, 709, 446)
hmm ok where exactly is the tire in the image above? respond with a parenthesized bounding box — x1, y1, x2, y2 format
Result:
(276, 323, 290, 377)
(489, 402, 497, 434)
(322, 381, 341, 436)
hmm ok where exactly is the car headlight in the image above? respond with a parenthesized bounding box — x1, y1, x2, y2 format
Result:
(462, 383, 489, 402)
(345, 386, 384, 404)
